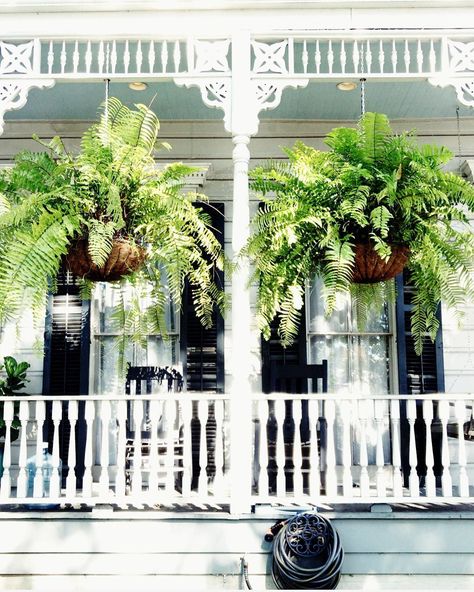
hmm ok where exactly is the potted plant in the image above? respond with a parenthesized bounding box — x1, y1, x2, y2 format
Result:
(245, 112, 474, 354)
(0, 98, 226, 342)
(0, 356, 30, 478)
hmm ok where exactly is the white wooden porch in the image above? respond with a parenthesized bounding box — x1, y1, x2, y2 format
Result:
(1, 392, 473, 512)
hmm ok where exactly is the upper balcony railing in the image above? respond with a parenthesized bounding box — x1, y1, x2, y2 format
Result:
(0, 392, 473, 513)
(1, 31, 474, 81)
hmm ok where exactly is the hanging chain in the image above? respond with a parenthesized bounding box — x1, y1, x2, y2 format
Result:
(359, 43, 366, 116)
(456, 106, 462, 162)
(104, 78, 110, 145)
(360, 77, 366, 116)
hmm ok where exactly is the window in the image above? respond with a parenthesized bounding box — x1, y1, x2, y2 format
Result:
(307, 277, 394, 394)
(90, 282, 180, 395)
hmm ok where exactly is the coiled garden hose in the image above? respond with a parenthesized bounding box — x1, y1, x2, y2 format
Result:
(270, 512, 344, 590)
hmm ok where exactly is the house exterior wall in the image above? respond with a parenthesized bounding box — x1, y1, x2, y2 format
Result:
(0, 510, 474, 589)
(0, 116, 473, 395)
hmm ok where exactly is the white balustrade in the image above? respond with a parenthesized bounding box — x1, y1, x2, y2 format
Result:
(0, 33, 463, 82)
(0, 393, 472, 508)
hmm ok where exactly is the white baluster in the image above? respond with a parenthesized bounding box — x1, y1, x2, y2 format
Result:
(423, 400, 436, 497)
(327, 40, 334, 75)
(173, 41, 181, 73)
(292, 401, 303, 498)
(308, 400, 320, 497)
(85, 41, 92, 74)
(341, 400, 353, 497)
(131, 399, 144, 496)
(404, 40, 411, 73)
(213, 400, 225, 497)
(147, 399, 160, 495)
(164, 398, 177, 494)
(198, 400, 209, 496)
(148, 41, 156, 73)
(65, 401, 78, 499)
(315, 40, 321, 74)
(105, 42, 110, 74)
(110, 41, 117, 74)
(407, 399, 419, 497)
(47, 41, 54, 74)
(366, 41, 372, 74)
(352, 41, 360, 74)
(33, 401, 46, 498)
(49, 400, 62, 498)
(391, 40, 398, 72)
(161, 41, 168, 73)
(257, 400, 269, 497)
(417, 40, 424, 73)
(16, 400, 29, 498)
(98, 400, 111, 496)
(186, 37, 195, 73)
(378, 40, 385, 73)
(60, 41, 67, 74)
(340, 40, 346, 74)
(124, 40, 130, 74)
(98, 40, 105, 74)
(390, 400, 403, 498)
(82, 400, 95, 498)
(136, 40, 143, 74)
(302, 40, 308, 74)
(181, 399, 192, 497)
(325, 400, 337, 497)
(429, 40, 436, 72)
(375, 400, 386, 498)
(455, 400, 469, 497)
(275, 400, 286, 496)
(114, 400, 127, 498)
(73, 41, 79, 74)
(358, 399, 370, 497)
(439, 400, 453, 497)
(0, 401, 14, 498)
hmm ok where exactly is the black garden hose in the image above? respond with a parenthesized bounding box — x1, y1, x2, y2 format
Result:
(271, 512, 344, 590)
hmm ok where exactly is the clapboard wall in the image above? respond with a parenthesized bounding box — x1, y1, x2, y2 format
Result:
(0, 510, 473, 589)
(0, 117, 474, 394)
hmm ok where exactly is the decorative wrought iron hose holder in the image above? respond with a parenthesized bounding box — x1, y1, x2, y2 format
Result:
(270, 512, 344, 589)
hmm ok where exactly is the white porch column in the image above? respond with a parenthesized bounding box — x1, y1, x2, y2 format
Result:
(229, 30, 255, 515)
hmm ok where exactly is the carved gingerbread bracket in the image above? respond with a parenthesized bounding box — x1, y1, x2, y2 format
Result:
(0, 40, 55, 135)
(175, 76, 308, 134)
(429, 39, 474, 108)
(0, 79, 55, 135)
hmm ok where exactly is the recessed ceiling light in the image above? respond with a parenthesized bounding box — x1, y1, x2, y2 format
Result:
(129, 82, 148, 91)
(336, 81, 357, 91)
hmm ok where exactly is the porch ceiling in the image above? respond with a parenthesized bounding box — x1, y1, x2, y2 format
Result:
(4, 78, 473, 124)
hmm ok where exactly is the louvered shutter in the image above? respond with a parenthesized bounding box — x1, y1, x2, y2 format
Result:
(180, 202, 225, 393)
(395, 270, 445, 395)
(180, 203, 225, 489)
(396, 270, 445, 484)
(43, 267, 90, 483)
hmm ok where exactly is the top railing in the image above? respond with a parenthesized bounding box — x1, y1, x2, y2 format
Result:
(1, 31, 474, 80)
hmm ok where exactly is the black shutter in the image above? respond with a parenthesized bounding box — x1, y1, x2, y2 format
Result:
(396, 270, 445, 485)
(395, 270, 445, 395)
(42, 267, 90, 484)
(180, 202, 225, 490)
(180, 202, 225, 393)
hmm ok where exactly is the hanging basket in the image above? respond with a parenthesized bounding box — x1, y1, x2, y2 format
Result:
(352, 243, 409, 284)
(65, 237, 147, 281)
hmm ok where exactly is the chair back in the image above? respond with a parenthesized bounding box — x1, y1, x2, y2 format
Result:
(125, 365, 184, 438)
(270, 360, 328, 394)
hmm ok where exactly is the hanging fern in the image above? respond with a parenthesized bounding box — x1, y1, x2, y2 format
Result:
(245, 111, 474, 353)
(0, 98, 226, 350)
